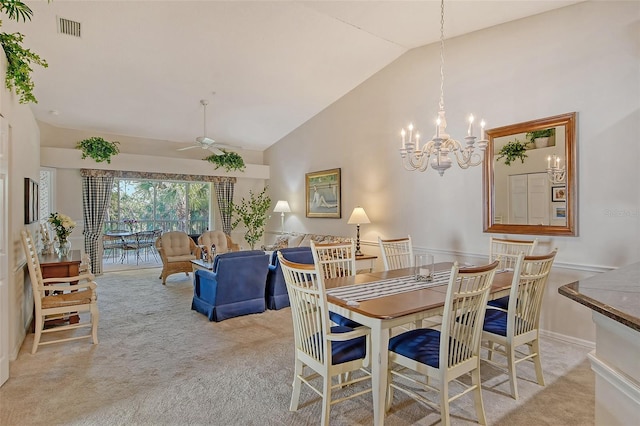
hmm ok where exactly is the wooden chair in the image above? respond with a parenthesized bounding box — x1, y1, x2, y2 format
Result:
(198, 230, 230, 261)
(310, 240, 360, 328)
(378, 235, 414, 271)
(482, 250, 557, 400)
(278, 252, 371, 425)
(488, 237, 538, 310)
(156, 231, 201, 284)
(21, 228, 99, 354)
(386, 260, 499, 425)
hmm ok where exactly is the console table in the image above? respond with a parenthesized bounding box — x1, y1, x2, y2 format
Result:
(355, 253, 377, 273)
(559, 262, 640, 425)
(37, 249, 82, 326)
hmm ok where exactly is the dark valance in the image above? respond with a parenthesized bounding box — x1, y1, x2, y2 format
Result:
(80, 169, 236, 183)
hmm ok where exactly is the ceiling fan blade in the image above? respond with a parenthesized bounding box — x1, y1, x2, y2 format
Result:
(208, 146, 225, 155)
(196, 136, 215, 145)
(177, 145, 200, 151)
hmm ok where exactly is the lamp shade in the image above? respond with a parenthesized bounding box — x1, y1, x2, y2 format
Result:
(347, 207, 370, 225)
(273, 200, 291, 213)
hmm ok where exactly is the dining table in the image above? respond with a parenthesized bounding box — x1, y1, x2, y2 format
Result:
(324, 262, 514, 426)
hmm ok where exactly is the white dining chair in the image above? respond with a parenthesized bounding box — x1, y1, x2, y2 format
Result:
(488, 236, 538, 311)
(386, 260, 499, 425)
(378, 235, 414, 271)
(278, 252, 371, 425)
(482, 250, 557, 400)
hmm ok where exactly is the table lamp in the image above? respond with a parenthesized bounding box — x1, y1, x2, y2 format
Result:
(347, 206, 370, 256)
(273, 200, 291, 234)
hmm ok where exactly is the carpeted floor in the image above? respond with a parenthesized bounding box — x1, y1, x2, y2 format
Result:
(0, 268, 594, 425)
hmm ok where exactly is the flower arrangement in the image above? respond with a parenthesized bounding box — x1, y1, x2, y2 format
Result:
(48, 212, 76, 244)
(123, 218, 137, 231)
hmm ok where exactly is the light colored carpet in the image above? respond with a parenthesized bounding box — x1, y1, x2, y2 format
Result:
(0, 268, 594, 425)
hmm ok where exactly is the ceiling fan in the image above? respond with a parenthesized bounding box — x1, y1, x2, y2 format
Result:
(177, 99, 239, 155)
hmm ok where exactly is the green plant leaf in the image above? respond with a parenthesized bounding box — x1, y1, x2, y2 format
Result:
(203, 150, 246, 172)
(228, 187, 271, 249)
(76, 137, 120, 163)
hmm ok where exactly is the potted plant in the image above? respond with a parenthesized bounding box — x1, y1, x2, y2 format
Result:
(76, 136, 120, 163)
(0, 0, 49, 104)
(526, 128, 554, 149)
(229, 187, 271, 249)
(204, 151, 245, 172)
(496, 138, 530, 166)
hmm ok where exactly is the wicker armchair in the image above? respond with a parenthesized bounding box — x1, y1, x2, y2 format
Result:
(156, 231, 201, 284)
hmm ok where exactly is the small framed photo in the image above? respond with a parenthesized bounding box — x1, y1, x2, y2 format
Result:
(551, 185, 566, 202)
(305, 168, 341, 218)
(554, 206, 567, 219)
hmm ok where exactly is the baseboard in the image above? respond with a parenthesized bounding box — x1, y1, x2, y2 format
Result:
(540, 329, 595, 349)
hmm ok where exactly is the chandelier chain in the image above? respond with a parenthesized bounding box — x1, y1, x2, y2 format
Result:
(438, 0, 445, 112)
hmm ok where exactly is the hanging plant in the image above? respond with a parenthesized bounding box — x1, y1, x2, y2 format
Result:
(0, 1, 49, 104)
(76, 136, 120, 163)
(204, 150, 246, 172)
(496, 138, 531, 166)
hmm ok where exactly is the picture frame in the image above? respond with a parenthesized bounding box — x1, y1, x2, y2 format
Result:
(305, 168, 341, 218)
(24, 177, 39, 224)
(551, 185, 566, 202)
(554, 206, 567, 219)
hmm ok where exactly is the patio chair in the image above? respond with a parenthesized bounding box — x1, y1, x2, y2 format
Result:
(197, 230, 230, 261)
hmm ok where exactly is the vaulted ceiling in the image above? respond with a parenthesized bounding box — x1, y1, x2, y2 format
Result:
(2, 1, 581, 152)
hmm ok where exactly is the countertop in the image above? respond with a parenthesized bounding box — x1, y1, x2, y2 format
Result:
(558, 261, 640, 332)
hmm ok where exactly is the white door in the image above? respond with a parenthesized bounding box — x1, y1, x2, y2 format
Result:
(0, 116, 9, 386)
(527, 173, 550, 225)
(508, 174, 528, 224)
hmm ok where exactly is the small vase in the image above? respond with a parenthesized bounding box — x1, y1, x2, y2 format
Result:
(56, 239, 71, 258)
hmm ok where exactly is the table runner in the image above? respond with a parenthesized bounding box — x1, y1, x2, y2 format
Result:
(326, 270, 451, 302)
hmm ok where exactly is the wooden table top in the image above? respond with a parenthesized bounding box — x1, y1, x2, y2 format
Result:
(39, 249, 81, 265)
(325, 262, 513, 320)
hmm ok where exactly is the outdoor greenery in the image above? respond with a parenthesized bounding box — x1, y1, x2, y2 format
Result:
(0, 0, 49, 104)
(106, 179, 210, 234)
(496, 138, 530, 166)
(204, 150, 245, 172)
(76, 136, 120, 163)
(229, 187, 271, 250)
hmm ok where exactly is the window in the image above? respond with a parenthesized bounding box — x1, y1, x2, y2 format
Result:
(106, 179, 210, 234)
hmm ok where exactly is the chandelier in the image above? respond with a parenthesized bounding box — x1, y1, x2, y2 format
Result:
(546, 154, 566, 184)
(398, 0, 488, 176)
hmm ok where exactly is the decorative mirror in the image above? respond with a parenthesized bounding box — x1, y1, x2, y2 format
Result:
(483, 112, 577, 236)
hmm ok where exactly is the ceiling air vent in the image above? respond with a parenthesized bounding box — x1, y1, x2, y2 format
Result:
(57, 17, 81, 37)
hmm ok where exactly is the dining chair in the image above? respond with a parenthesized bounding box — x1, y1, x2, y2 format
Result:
(278, 252, 371, 425)
(488, 236, 538, 310)
(378, 235, 414, 271)
(482, 250, 557, 400)
(386, 260, 499, 425)
(21, 228, 99, 354)
(310, 240, 361, 328)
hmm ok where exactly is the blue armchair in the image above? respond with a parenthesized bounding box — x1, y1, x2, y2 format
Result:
(191, 250, 270, 321)
(266, 247, 314, 310)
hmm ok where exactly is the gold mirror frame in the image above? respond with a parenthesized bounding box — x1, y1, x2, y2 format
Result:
(483, 112, 577, 236)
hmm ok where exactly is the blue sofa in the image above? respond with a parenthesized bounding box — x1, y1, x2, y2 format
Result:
(191, 250, 270, 321)
(266, 247, 314, 310)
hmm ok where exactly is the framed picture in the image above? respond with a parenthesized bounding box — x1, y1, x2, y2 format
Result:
(24, 177, 39, 224)
(305, 168, 341, 218)
(551, 185, 566, 202)
(554, 206, 567, 219)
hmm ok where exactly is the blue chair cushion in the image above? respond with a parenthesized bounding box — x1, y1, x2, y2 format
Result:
(483, 308, 531, 337)
(388, 328, 442, 368)
(329, 312, 362, 329)
(310, 326, 367, 365)
(487, 295, 509, 310)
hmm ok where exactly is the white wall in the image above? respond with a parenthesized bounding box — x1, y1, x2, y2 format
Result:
(0, 53, 43, 359)
(265, 1, 640, 344)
